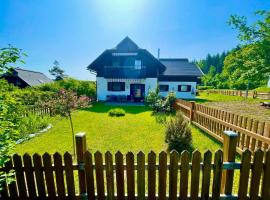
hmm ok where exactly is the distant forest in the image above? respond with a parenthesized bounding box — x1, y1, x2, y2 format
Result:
(195, 10, 270, 90)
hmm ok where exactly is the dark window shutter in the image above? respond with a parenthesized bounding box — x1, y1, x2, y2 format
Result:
(187, 85, 191, 92)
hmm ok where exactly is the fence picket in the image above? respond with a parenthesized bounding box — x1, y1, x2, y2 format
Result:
(212, 150, 223, 200)
(201, 150, 212, 200)
(180, 151, 189, 200)
(64, 152, 75, 198)
(53, 152, 65, 198)
(33, 154, 46, 198)
(105, 151, 114, 200)
(148, 151, 156, 200)
(261, 149, 270, 200)
(190, 150, 201, 200)
(158, 151, 167, 200)
(115, 151, 125, 200)
(95, 151, 105, 200)
(169, 151, 178, 200)
(13, 154, 27, 198)
(23, 154, 37, 198)
(137, 151, 145, 200)
(250, 149, 264, 200)
(126, 152, 135, 200)
(238, 149, 251, 200)
(84, 151, 95, 200)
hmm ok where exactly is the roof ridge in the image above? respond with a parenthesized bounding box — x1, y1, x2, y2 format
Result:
(15, 67, 45, 74)
(159, 58, 189, 61)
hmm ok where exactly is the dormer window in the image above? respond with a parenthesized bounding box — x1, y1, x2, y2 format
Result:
(135, 60, 142, 69)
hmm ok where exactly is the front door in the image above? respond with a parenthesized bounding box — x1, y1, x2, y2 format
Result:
(130, 84, 145, 102)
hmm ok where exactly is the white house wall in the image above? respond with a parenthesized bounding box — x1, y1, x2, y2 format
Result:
(158, 81, 197, 99)
(97, 77, 154, 101)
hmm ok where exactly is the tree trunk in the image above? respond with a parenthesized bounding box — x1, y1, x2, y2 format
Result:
(245, 80, 250, 98)
(69, 113, 76, 156)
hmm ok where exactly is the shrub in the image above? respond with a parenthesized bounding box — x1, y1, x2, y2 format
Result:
(165, 112, 193, 153)
(145, 89, 176, 113)
(108, 108, 126, 117)
(37, 78, 96, 98)
(197, 85, 215, 90)
(254, 86, 270, 93)
(18, 114, 50, 139)
(164, 92, 177, 112)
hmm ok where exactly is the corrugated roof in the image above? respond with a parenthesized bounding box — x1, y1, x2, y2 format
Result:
(159, 58, 203, 76)
(14, 68, 53, 86)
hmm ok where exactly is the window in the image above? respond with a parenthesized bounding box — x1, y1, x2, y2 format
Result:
(108, 82, 125, 91)
(135, 60, 142, 69)
(178, 85, 191, 92)
(159, 85, 169, 92)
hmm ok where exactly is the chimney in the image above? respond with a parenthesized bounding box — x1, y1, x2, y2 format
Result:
(157, 48, 160, 60)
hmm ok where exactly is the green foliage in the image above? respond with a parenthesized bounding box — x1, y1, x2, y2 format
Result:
(36, 78, 96, 98)
(18, 114, 50, 139)
(164, 92, 177, 112)
(0, 79, 18, 92)
(196, 10, 270, 90)
(0, 45, 26, 74)
(197, 85, 215, 90)
(145, 89, 176, 113)
(165, 112, 193, 153)
(254, 86, 270, 92)
(108, 108, 126, 117)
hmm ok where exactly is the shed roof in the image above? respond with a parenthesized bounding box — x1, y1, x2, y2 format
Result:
(13, 68, 53, 86)
(159, 58, 203, 76)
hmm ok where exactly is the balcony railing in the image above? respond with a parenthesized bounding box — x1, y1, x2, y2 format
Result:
(103, 66, 146, 78)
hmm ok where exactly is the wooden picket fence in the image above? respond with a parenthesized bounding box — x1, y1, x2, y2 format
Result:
(1, 133, 270, 199)
(24, 105, 52, 116)
(200, 89, 270, 100)
(173, 99, 270, 154)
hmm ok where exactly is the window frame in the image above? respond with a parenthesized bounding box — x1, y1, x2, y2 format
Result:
(159, 84, 169, 92)
(178, 85, 191, 92)
(108, 82, 125, 91)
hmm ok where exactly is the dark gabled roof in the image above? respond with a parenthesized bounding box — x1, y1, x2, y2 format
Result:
(12, 68, 53, 86)
(114, 36, 139, 51)
(87, 36, 166, 72)
(159, 58, 203, 77)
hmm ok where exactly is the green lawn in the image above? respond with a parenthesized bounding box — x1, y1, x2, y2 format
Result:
(15, 103, 221, 155)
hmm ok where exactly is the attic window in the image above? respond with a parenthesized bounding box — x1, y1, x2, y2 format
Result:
(134, 60, 142, 69)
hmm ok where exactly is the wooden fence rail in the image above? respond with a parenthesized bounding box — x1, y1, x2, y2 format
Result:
(1, 133, 270, 199)
(173, 99, 270, 154)
(200, 89, 270, 100)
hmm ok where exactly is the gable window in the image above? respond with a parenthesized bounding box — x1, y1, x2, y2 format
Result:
(108, 82, 125, 91)
(159, 85, 169, 92)
(135, 60, 142, 69)
(178, 85, 191, 92)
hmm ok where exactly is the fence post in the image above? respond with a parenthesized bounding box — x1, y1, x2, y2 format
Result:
(221, 131, 238, 195)
(190, 101, 195, 122)
(76, 132, 87, 199)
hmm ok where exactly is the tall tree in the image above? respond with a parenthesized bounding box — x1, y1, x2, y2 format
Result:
(223, 10, 270, 90)
(49, 60, 66, 80)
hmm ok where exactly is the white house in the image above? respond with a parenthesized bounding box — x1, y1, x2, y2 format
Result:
(87, 37, 203, 101)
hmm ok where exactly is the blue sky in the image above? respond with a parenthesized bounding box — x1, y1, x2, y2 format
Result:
(1, 0, 269, 80)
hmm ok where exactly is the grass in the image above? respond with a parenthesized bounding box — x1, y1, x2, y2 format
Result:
(15, 102, 244, 194)
(194, 92, 270, 122)
(15, 102, 222, 155)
